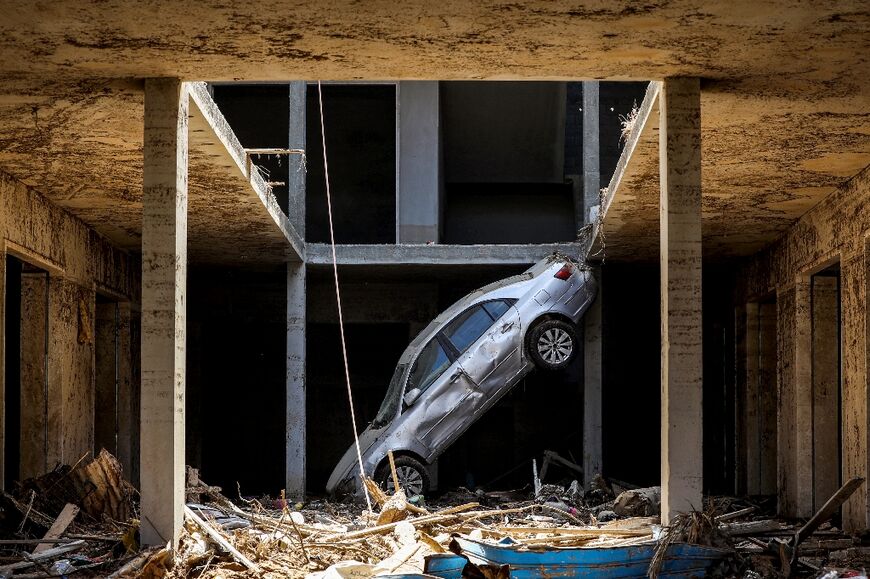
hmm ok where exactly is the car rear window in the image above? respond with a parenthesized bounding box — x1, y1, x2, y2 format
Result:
(482, 300, 510, 320)
(443, 305, 495, 354)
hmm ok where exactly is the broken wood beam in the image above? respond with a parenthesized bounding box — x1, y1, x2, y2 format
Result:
(33, 503, 79, 554)
(184, 505, 261, 573)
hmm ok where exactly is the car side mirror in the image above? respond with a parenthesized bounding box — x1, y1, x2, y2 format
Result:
(404, 388, 422, 406)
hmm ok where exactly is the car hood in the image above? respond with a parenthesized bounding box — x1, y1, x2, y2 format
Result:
(325, 424, 384, 494)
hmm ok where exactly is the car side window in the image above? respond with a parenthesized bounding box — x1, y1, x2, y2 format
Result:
(482, 300, 510, 320)
(407, 338, 451, 395)
(444, 304, 498, 355)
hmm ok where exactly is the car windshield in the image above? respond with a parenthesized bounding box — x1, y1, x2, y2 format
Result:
(372, 363, 408, 428)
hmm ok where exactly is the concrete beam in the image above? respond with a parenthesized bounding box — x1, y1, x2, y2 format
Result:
(286, 261, 306, 499)
(305, 243, 584, 266)
(583, 267, 603, 486)
(140, 78, 187, 548)
(398, 81, 440, 244)
(187, 82, 304, 262)
(587, 82, 661, 261)
(659, 77, 702, 523)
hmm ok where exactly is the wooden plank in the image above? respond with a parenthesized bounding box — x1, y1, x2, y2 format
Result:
(184, 505, 261, 573)
(33, 503, 79, 554)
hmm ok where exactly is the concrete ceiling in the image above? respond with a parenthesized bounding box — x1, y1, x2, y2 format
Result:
(0, 1, 867, 262)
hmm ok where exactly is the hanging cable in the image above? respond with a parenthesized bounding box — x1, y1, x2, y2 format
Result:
(317, 80, 373, 513)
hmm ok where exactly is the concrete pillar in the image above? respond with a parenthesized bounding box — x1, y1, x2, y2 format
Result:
(288, 82, 306, 237)
(286, 261, 306, 499)
(583, 267, 602, 487)
(743, 303, 761, 493)
(397, 82, 440, 244)
(794, 279, 814, 517)
(582, 81, 600, 224)
(286, 81, 307, 499)
(116, 302, 134, 479)
(19, 272, 47, 480)
(140, 78, 188, 547)
(812, 275, 840, 510)
(758, 302, 778, 494)
(0, 251, 5, 488)
(840, 249, 867, 530)
(659, 77, 702, 523)
(45, 277, 94, 467)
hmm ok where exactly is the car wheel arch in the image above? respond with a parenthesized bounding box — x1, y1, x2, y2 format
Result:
(523, 313, 577, 351)
(373, 449, 429, 481)
(373, 451, 432, 493)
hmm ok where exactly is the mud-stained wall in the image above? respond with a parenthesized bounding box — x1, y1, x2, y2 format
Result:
(735, 165, 870, 530)
(0, 170, 137, 486)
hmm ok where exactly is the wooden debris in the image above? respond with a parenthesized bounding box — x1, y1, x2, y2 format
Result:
(0, 540, 86, 574)
(184, 504, 262, 573)
(32, 502, 79, 554)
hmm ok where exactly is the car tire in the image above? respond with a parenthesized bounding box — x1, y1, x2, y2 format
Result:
(527, 319, 578, 371)
(375, 455, 430, 497)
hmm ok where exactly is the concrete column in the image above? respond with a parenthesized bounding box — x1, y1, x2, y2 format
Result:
(398, 82, 440, 244)
(744, 303, 761, 493)
(45, 277, 94, 467)
(659, 77, 702, 523)
(288, 82, 306, 237)
(116, 302, 134, 479)
(140, 78, 188, 547)
(0, 251, 5, 488)
(794, 279, 814, 517)
(19, 272, 47, 480)
(582, 81, 600, 224)
(758, 302, 778, 494)
(812, 275, 840, 510)
(286, 261, 306, 499)
(583, 267, 602, 486)
(734, 305, 748, 495)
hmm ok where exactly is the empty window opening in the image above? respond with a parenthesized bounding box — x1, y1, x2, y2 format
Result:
(811, 264, 842, 512)
(4, 255, 49, 488)
(306, 84, 397, 244)
(441, 81, 575, 244)
(211, 84, 292, 214)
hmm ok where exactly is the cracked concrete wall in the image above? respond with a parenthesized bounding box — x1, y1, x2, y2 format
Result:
(735, 164, 870, 530)
(0, 170, 137, 485)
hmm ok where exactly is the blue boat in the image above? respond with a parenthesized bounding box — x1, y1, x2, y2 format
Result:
(422, 536, 729, 579)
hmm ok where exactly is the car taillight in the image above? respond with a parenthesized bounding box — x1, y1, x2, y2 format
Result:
(554, 264, 573, 280)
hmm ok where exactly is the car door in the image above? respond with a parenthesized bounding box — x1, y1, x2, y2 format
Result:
(459, 300, 524, 398)
(408, 336, 472, 454)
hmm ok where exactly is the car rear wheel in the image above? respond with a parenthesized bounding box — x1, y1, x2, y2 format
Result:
(528, 319, 577, 371)
(375, 455, 430, 497)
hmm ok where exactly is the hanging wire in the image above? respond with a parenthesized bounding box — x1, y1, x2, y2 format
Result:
(316, 80, 373, 514)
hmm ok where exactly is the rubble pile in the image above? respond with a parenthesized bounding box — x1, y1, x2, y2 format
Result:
(0, 451, 868, 578)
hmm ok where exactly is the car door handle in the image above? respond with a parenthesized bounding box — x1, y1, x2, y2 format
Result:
(500, 322, 515, 333)
(449, 369, 463, 383)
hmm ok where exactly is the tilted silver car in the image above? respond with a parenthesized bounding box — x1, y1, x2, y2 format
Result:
(326, 254, 597, 497)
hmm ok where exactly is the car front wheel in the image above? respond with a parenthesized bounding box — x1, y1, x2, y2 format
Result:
(375, 455, 430, 497)
(528, 319, 578, 371)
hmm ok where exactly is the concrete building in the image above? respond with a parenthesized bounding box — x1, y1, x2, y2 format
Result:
(0, 0, 867, 546)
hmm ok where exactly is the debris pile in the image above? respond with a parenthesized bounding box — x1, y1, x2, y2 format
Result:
(0, 450, 868, 578)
